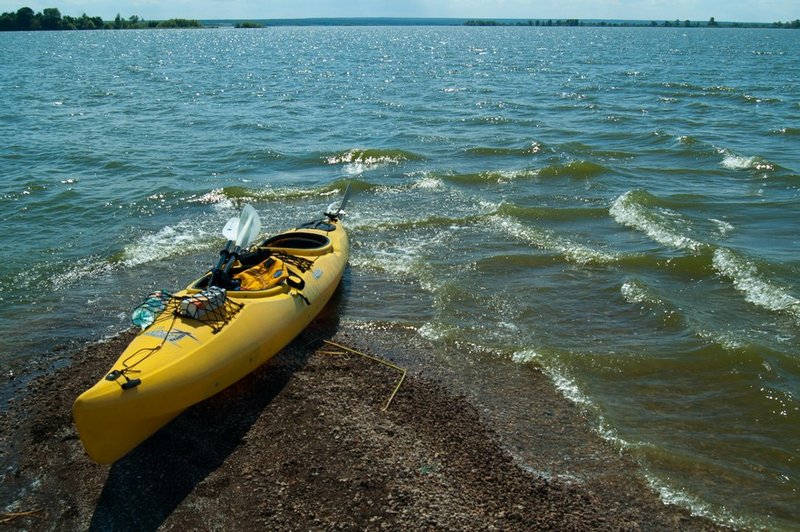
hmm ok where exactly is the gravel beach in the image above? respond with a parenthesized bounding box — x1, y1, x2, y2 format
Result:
(1, 318, 719, 531)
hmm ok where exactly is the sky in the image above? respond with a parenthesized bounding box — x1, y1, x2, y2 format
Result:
(0, 0, 796, 24)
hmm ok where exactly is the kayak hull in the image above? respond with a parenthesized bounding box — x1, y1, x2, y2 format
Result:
(73, 219, 348, 464)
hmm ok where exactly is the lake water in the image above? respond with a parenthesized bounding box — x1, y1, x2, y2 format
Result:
(1, 26, 798, 529)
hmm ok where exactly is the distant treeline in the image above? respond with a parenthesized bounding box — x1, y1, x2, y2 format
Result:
(234, 21, 264, 29)
(0, 6, 201, 31)
(465, 18, 800, 29)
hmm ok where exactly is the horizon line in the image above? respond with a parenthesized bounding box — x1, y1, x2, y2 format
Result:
(199, 16, 794, 25)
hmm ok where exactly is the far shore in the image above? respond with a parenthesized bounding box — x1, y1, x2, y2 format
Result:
(2, 8, 799, 32)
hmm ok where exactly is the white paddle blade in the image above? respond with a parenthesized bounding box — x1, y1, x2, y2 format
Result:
(222, 217, 239, 240)
(236, 204, 261, 246)
(326, 182, 352, 219)
(339, 181, 352, 212)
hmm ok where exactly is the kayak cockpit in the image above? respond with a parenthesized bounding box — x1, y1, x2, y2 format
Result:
(189, 227, 335, 293)
(260, 231, 331, 255)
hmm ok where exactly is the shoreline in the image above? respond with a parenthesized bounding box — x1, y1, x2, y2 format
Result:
(1, 320, 720, 530)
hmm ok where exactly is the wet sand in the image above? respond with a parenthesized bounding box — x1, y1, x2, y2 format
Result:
(0, 319, 719, 531)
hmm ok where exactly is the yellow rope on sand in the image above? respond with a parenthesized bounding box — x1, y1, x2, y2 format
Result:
(322, 340, 407, 411)
(0, 509, 43, 524)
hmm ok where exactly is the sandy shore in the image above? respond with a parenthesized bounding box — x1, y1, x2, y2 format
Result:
(1, 318, 719, 531)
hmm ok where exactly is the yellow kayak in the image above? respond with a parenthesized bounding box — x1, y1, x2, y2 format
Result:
(73, 200, 349, 464)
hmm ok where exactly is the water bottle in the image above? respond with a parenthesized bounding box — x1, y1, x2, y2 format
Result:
(131, 290, 169, 329)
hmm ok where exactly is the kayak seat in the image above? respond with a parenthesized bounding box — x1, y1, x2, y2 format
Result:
(232, 257, 289, 291)
(236, 247, 272, 268)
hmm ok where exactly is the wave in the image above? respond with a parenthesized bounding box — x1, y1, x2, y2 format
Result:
(620, 279, 684, 329)
(474, 253, 573, 272)
(712, 247, 800, 321)
(323, 148, 424, 167)
(116, 221, 219, 269)
(187, 179, 370, 207)
(465, 115, 513, 125)
(620, 278, 662, 307)
(513, 341, 793, 532)
(188, 186, 323, 208)
(559, 141, 637, 160)
(485, 214, 618, 265)
(610, 190, 706, 254)
(741, 94, 783, 105)
(348, 229, 458, 292)
(349, 246, 422, 278)
(102, 160, 144, 172)
(661, 81, 705, 92)
(435, 169, 541, 185)
(646, 475, 756, 531)
(659, 82, 783, 111)
(612, 190, 799, 321)
(496, 203, 608, 222)
(15, 217, 225, 295)
(769, 127, 800, 137)
(536, 160, 609, 179)
(322, 148, 425, 175)
(440, 161, 609, 182)
(351, 213, 480, 235)
(717, 148, 777, 172)
(10, 180, 372, 295)
(676, 134, 699, 146)
(511, 349, 595, 408)
(650, 135, 783, 176)
(465, 141, 548, 157)
(5, 255, 113, 296)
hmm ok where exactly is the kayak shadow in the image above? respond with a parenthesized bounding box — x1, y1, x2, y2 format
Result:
(88, 287, 345, 532)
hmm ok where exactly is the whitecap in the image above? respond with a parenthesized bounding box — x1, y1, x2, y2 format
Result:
(487, 214, 617, 264)
(511, 348, 539, 363)
(646, 475, 755, 529)
(488, 168, 540, 183)
(721, 153, 757, 170)
(610, 191, 704, 253)
(413, 176, 444, 190)
(189, 188, 235, 208)
(512, 350, 592, 407)
(713, 248, 800, 319)
(49, 258, 115, 289)
(418, 322, 449, 341)
(326, 149, 409, 169)
(620, 279, 660, 306)
(696, 328, 747, 351)
(709, 218, 734, 237)
(121, 220, 216, 268)
(545, 367, 592, 407)
(348, 230, 450, 285)
(718, 149, 774, 172)
(348, 248, 418, 277)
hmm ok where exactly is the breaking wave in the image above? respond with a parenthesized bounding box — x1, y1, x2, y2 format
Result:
(486, 214, 618, 265)
(610, 190, 706, 253)
(324, 148, 423, 167)
(718, 149, 776, 172)
(712, 248, 800, 321)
